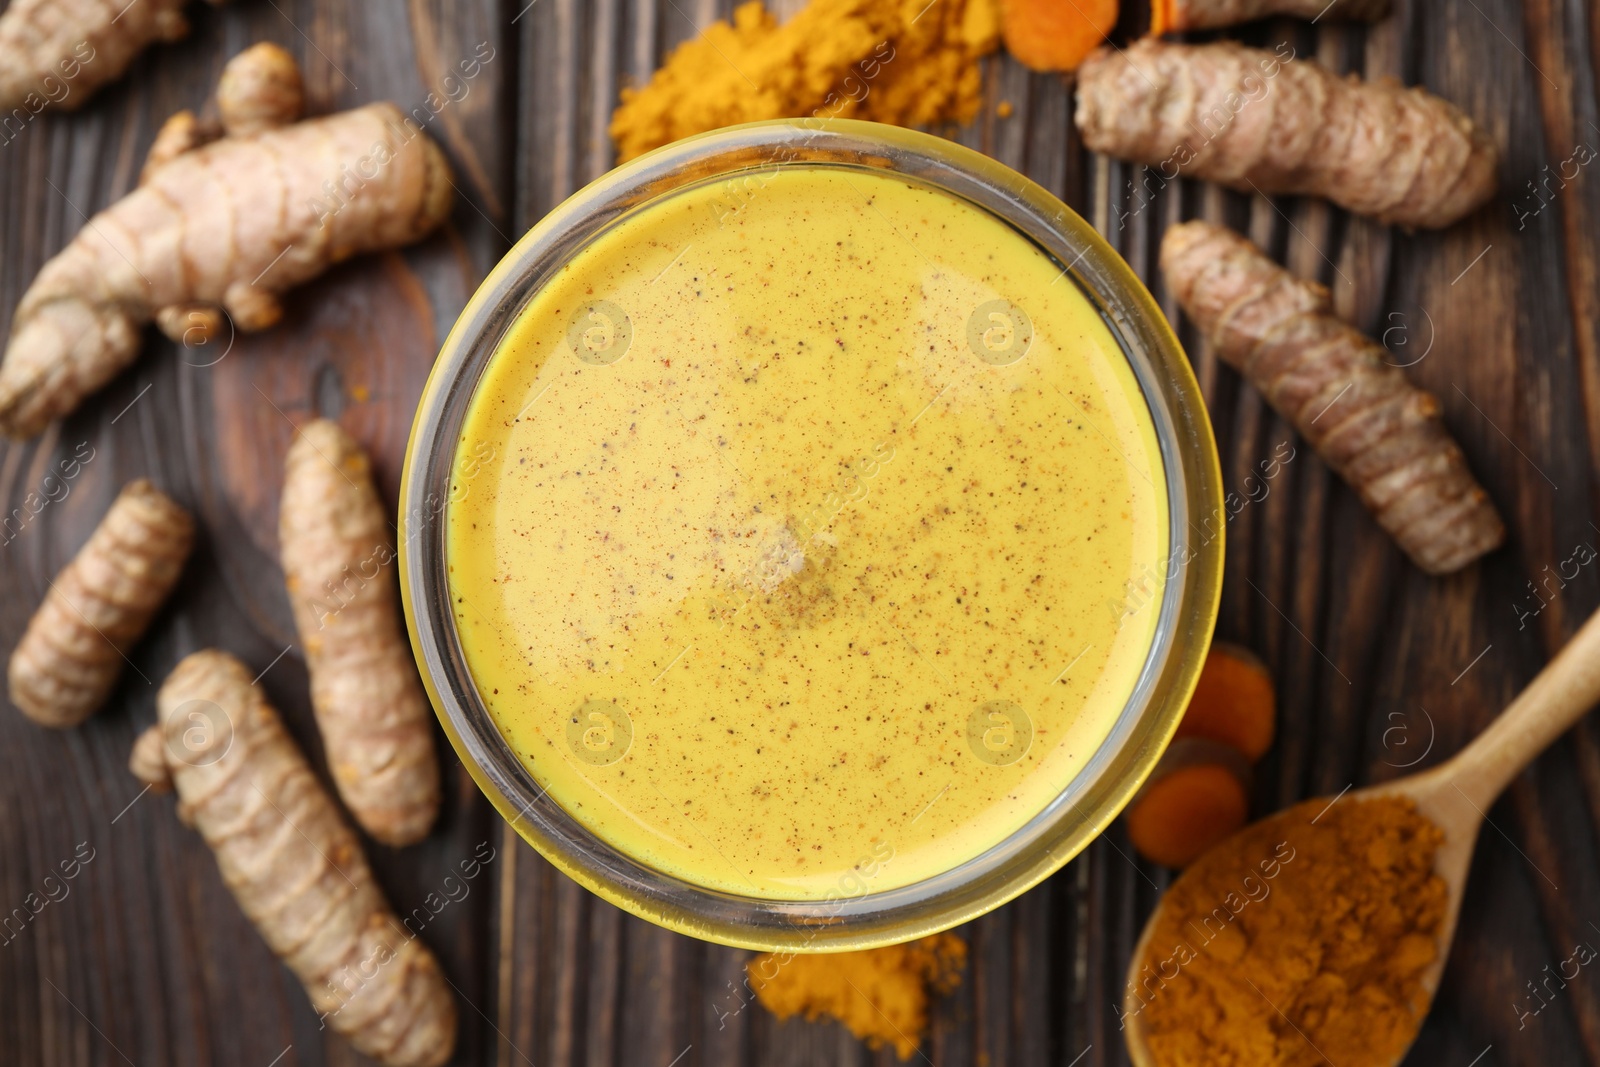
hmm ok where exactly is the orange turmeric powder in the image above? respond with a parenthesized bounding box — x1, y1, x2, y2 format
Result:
(749, 934, 967, 1059)
(609, 0, 1001, 162)
(1128, 795, 1446, 1066)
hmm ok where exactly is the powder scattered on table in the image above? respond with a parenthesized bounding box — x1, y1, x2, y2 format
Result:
(609, 0, 1001, 162)
(1131, 794, 1446, 1066)
(749, 934, 967, 1059)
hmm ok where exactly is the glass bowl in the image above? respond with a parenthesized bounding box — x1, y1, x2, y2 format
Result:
(399, 119, 1223, 952)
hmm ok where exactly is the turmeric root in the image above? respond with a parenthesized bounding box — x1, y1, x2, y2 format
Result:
(215, 41, 304, 136)
(0, 44, 453, 439)
(609, 0, 1001, 163)
(280, 419, 441, 846)
(1149, 0, 1386, 33)
(1075, 39, 1498, 229)
(9, 479, 193, 727)
(133, 650, 456, 1067)
(1162, 221, 1505, 574)
(0, 0, 210, 114)
(129, 723, 172, 794)
(1178, 641, 1275, 759)
(140, 110, 207, 185)
(1001, 0, 1116, 73)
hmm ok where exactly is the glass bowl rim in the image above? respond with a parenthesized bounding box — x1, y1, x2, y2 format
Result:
(399, 118, 1224, 952)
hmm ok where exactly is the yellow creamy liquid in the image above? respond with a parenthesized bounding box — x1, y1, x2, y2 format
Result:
(448, 166, 1167, 899)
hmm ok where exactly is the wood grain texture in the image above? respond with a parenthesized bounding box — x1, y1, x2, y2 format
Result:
(1, 0, 1598, 1065)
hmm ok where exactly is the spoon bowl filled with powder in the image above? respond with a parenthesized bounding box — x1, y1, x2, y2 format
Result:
(1124, 604, 1600, 1067)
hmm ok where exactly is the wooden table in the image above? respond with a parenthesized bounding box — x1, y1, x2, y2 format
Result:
(2, 1, 1597, 1064)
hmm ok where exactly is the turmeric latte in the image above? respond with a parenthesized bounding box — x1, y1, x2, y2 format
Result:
(446, 165, 1167, 898)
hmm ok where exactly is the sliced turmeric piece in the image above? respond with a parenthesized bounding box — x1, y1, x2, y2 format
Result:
(1127, 748, 1250, 868)
(1127, 644, 1273, 866)
(1001, 0, 1117, 73)
(130, 650, 456, 1066)
(280, 419, 441, 847)
(0, 44, 453, 438)
(8, 479, 193, 727)
(1162, 221, 1505, 574)
(1177, 641, 1275, 760)
(1076, 39, 1498, 229)
(1148, 0, 1387, 34)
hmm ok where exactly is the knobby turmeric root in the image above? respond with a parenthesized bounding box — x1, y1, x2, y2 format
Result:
(1149, 0, 1386, 33)
(0, 43, 453, 438)
(128, 720, 172, 794)
(9, 479, 193, 727)
(1076, 39, 1498, 229)
(280, 419, 441, 846)
(130, 650, 457, 1067)
(1000, 0, 1116, 72)
(0, 0, 212, 114)
(214, 39, 303, 135)
(1162, 221, 1505, 574)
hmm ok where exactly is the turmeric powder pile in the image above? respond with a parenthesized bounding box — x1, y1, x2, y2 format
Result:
(609, 0, 1001, 162)
(749, 934, 967, 1059)
(1130, 795, 1447, 1066)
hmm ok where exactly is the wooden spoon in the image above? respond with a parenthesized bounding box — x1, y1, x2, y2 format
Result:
(1124, 606, 1600, 1067)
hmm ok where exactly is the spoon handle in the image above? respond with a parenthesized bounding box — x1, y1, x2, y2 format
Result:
(1449, 605, 1600, 810)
